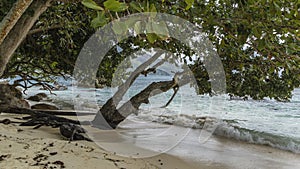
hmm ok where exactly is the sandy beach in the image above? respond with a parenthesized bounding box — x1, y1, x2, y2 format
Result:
(0, 113, 299, 169)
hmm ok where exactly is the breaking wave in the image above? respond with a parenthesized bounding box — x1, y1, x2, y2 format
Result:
(134, 108, 300, 154)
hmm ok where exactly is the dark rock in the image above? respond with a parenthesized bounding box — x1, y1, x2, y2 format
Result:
(27, 93, 47, 102)
(0, 119, 11, 125)
(52, 160, 64, 166)
(59, 123, 91, 141)
(33, 154, 48, 161)
(53, 85, 68, 91)
(0, 83, 29, 108)
(27, 95, 40, 102)
(39, 85, 67, 91)
(31, 103, 59, 110)
(49, 152, 57, 156)
(0, 154, 11, 161)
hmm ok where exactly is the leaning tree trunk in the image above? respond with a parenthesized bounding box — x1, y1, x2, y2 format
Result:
(0, 0, 52, 77)
(92, 71, 191, 129)
(91, 51, 164, 128)
(91, 79, 177, 129)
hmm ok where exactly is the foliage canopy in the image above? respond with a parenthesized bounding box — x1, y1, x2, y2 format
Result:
(1, 0, 299, 101)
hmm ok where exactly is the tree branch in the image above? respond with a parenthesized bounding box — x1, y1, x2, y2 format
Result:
(27, 24, 64, 35)
(161, 86, 179, 108)
(99, 51, 164, 113)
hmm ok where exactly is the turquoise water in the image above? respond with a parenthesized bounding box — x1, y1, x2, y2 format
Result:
(25, 74, 300, 153)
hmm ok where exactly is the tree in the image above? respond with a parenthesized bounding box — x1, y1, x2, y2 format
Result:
(0, 1, 96, 92)
(80, 0, 299, 128)
(2, 2, 95, 91)
(0, 0, 52, 77)
(0, 0, 299, 130)
(81, 0, 299, 101)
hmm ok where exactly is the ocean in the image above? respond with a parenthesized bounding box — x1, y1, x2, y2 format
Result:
(25, 74, 300, 155)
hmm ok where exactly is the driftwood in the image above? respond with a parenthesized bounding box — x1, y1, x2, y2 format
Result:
(30, 109, 97, 116)
(0, 107, 91, 141)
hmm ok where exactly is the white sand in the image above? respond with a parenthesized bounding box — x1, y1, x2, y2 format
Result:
(1, 113, 299, 169)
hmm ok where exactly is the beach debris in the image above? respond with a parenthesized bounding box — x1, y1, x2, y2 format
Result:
(33, 154, 48, 162)
(31, 103, 59, 110)
(0, 106, 92, 142)
(52, 160, 66, 168)
(59, 123, 91, 141)
(0, 154, 11, 161)
(49, 152, 57, 156)
(0, 118, 11, 125)
(17, 128, 23, 132)
(0, 118, 22, 125)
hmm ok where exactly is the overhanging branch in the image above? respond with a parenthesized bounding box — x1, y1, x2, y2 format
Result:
(28, 24, 64, 35)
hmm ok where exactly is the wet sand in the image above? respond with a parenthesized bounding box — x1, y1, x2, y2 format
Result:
(0, 113, 299, 169)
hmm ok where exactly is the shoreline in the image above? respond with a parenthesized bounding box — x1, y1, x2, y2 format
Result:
(1, 113, 299, 169)
(168, 129, 300, 169)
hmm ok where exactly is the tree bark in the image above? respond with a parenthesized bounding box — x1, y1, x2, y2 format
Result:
(0, 0, 52, 77)
(92, 71, 191, 129)
(91, 80, 176, 129)
(91, 51, 164, 129)
(0, 0, 33, 45)
(117, 80, 176, 117)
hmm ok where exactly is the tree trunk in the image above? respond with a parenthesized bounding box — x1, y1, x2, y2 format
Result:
(0, 0, 52, 77)
(118, 80, 176, 117)
(92, 72, 191, 129)
(91, 51, 164, 129)
(0, 0, 33, 45)
(91, 79, 176, 129)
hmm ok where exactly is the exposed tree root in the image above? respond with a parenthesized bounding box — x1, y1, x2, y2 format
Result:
(0, 106, 91, 141)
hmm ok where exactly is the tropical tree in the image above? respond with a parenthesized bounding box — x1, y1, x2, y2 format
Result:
(81, 0, 300, 99)
(1, 2, 94, 91)
(79, 0, 299, 128)
(0, 0, 299, 129)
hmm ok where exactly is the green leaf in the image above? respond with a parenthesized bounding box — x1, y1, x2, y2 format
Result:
(125, 17, 140, 28)
(185, 0, 194, 10)
(146, 33, 157, 44)
(51, 62, 58, 68)
(112, 22, 128, 35)
(273, 2, 280, 10)
(257, 39, 266, 51)
(104, 0, 128, 12)
(91, 11, 107, 28)
(81, 0, 104, 10)
(129, 2, 142, 12)
(252, 28, 262, 38)
(150, 4, 157, 18)
(146, 21, 153, 33)
(151, 21, 169, 36)
(134, 21, 142, 34)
